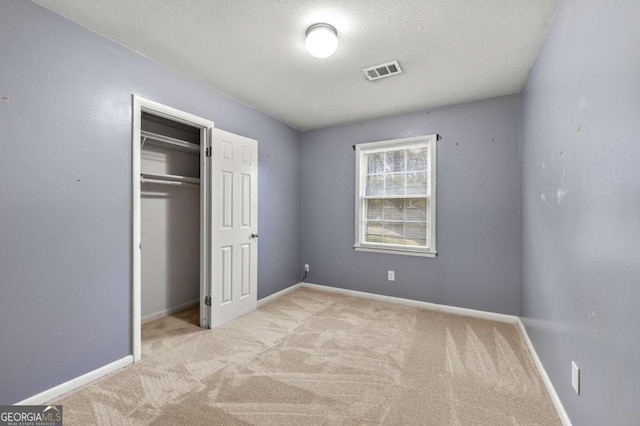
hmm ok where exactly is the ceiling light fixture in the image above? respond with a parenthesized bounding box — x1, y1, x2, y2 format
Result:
(305, 23, 338, 58)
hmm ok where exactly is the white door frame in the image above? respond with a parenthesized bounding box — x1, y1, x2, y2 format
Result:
(131, 95, 214, 362)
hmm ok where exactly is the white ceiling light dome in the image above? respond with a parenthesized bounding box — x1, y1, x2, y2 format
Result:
(305, 23, 338, 58)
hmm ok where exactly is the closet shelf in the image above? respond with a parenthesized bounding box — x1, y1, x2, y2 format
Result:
(141, 172, 200, 187)
(141, 130, 200, 154)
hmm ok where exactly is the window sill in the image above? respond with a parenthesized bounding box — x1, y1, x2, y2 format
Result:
(354, 245, 437, 258)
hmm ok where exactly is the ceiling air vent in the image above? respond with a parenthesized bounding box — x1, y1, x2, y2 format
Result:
(363, 60, 403, 81)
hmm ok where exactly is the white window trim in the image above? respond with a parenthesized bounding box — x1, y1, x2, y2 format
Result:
(354, 134, 437, 258)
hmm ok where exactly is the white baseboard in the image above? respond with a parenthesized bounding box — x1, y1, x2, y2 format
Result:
(301, 282, 519, 324)
(141, 299, 199, 324)
(16, 355, 133, 405)
(517, 319, 571, 425)
(258, 282, 302, 306)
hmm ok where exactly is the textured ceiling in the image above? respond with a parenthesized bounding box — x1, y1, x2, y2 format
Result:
(32, 0, 559, 130)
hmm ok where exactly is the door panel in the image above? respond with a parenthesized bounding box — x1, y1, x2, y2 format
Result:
(221, 171, 233, 228)
(241, 174, 251, 227)
(208, 129, 258, 327)
(221, 246, 233, 303)
(240, 244, 251, 297)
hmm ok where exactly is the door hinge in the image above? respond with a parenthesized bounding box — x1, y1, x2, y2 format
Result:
(204, 296, 211, 307)
(205, 147, 212, 157)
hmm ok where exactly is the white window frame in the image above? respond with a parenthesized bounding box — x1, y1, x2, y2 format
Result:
(354, 134, 437, 258)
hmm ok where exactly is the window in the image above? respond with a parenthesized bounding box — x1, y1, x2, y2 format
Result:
(354, 135, 437, 257)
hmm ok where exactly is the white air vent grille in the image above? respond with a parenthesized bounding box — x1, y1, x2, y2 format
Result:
(363, 61, 403, 81)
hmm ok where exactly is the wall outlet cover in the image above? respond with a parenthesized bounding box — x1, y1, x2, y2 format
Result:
(388, 270, 395, 281)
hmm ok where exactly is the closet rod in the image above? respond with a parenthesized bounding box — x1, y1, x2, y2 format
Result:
(140, 172, 200, 187)
(141, 178, 199, 187)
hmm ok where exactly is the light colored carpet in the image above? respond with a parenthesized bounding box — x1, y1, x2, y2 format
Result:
(54, 287, 560, 425)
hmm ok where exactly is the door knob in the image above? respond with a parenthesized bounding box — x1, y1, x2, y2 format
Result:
(251, 233, 259, 239)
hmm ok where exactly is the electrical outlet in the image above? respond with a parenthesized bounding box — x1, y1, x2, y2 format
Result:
(388, 270, 395, 281)
(571, 361, 580, 395)
(304, 263, 310, 272)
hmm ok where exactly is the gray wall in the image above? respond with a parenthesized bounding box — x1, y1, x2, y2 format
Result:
(520, 0, 640, 424)
(0, 0, 300, 404)
(300, 95, 521, 315)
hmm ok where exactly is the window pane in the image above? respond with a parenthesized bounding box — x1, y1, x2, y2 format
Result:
(385, 150, 405, 173)
(406, 172, 428, 195)
(405, 198, 427, 221)
(404, 238, 427, 247)
(385, 173, 405, 195)
(383, 222, 404, 244)
(366, 175, 384, 196)
(407, 147, 428, 172)
(405, 223, 427, 246)
(366, 199, 383, 220)
(383, 199, 404, 220)
(365, 221, 384, 243)
(357, 138, 435, 253)
(367, 152, 384, 175)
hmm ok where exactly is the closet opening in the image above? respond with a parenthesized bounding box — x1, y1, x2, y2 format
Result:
(132, 95, 214, 362)
(140, 113, 200, 331)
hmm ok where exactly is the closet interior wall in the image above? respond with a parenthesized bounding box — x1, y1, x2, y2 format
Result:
(140, 113, 201, 323)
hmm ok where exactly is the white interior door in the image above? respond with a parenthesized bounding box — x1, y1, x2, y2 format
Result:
(208, 128, 258, 328)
